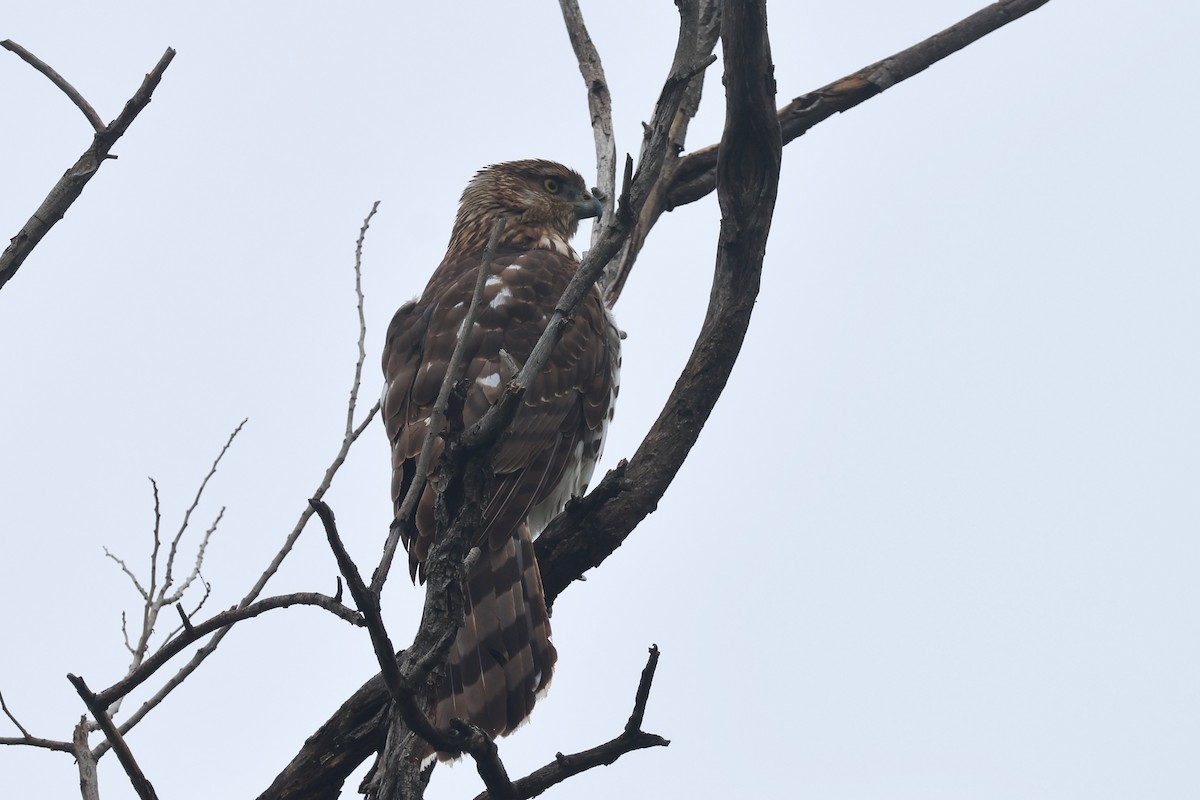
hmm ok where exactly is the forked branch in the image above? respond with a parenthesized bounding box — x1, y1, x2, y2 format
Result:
(0, 43, 176, 292)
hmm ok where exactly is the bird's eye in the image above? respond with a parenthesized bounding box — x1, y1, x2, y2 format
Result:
(543, 178, 560, 194)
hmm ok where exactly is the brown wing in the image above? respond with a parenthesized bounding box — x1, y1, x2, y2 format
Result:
(382, 247, 618, 576)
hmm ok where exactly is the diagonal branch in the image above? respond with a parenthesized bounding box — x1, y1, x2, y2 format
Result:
(95, 211, 383, 754)
(0, 690, 74, 753)
(0, 44, 176, 292)
(68, 674, 159, 800)
(594, 0, 722, 305)
(93, 591, 363, 709)
(665, 0, 1053, 210)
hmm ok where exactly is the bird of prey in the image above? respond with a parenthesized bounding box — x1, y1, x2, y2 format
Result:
(382, 159, 620, 743)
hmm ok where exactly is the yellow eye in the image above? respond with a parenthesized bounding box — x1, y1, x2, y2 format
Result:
(543, 178, 560, 194)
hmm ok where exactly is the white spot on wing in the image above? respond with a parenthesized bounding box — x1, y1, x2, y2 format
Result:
(477, 373, 501, 388)
(489, 287, 514, 308)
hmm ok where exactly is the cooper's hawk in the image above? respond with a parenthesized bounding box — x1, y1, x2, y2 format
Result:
(381, 160, 620, 743)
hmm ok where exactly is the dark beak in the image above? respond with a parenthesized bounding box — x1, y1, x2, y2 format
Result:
(574, 192, 604, 221)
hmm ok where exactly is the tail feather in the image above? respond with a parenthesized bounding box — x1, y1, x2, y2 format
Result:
(434, 522, 555, 746)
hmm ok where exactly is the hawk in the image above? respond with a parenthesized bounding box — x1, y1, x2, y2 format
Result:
(381, 160, 620, 744)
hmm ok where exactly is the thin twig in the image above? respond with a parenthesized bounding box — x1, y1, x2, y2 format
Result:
(102, 549, 148, 601)
(472, 646, 668, 800)
(373, 216, 508, 596)
(167, 507, 222, 604)
(1, 40, 104, 130)
(0, 689, 31, 738)
(0, 690, 75, 753)
(96, 214, 384, 750)
(164, 420, 246, 594)
(68, 675, 159, 800)
(105, 423, 243, 719)
(348, 202, 379, 440)
(93, 591, 362, 708)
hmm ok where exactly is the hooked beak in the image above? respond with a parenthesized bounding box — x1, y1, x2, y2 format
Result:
(573, 190, 604, 221)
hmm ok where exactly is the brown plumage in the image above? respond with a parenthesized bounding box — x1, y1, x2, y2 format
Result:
(381, 160, 620, 745)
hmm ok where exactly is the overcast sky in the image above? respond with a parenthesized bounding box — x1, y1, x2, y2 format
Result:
(3, 2, 1198, 799)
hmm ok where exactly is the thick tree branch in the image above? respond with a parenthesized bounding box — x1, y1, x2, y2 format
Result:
(537, 0, 781, 607)
(73, 717, 101, 800)
(0, 44, 175, 292)
(255, 672, 391, 800)
(68, 675, 159, 800)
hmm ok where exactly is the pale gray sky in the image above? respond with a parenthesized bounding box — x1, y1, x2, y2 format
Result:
(2, 2, 1198, 799)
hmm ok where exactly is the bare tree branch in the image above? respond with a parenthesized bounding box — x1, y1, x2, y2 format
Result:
(0, 44, 176, 292)
(73, 717, 100, 800)
(93, 591, 363, 709)
(68, 674, 159, 800)
(472, 645, 668, 800)
(95, 210, 384, 752)
(312, 500, 448, 748)
(0, 691, 74, 753)
(347, 202, 379, 440)
(666, 0, 1054, 210)
(462, 0, 716, 453)
(557, 0, 617, 245)
(1, 39, 104, 130)
(102, 421, 243, 720)
(595, 0, 722, 305)
(257, 2, 1052, 796)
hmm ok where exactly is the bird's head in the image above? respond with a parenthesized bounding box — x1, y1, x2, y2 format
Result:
(448, 159, 602, 259)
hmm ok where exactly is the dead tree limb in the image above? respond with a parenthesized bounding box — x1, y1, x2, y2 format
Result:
(260, 1, 1050, 797)
(92, 205, 382, 757)
(93, 591, 364, 709)
(472, 645, 669, 800)
(73, 717, 101, 800)
(0, 43, 176, 292)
